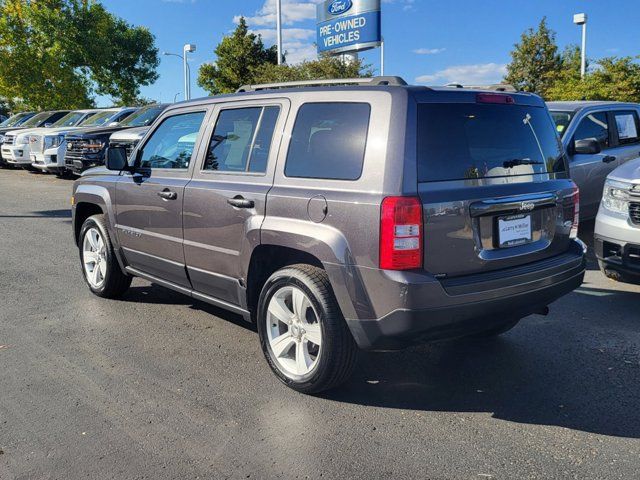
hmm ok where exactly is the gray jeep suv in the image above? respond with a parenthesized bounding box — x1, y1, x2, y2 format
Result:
(71, 77, 586, 393)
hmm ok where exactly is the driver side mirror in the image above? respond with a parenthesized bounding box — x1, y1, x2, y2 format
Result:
(573, 138, 601, 155)
(106, 147, 130, 172)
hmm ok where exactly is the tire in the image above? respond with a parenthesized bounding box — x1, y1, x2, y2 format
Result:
(79, 214, 132, 298)
(257, 264, 357, 394)
(602, 267, 640, 285)
(471, 318, 521, 338)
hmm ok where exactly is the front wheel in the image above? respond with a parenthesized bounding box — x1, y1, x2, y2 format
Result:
(79, 214, 132, 298)
(257, 264, 357, 394)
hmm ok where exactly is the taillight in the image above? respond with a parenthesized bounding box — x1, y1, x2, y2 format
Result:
(570, 186, 580, 239)
(380, 196, 423, 270)
(476, 93, 514, 104)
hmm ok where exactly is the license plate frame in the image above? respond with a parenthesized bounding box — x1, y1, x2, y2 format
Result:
(497, 214, 533, 248)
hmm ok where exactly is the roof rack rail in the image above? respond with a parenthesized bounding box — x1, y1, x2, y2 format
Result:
(445, 83, 518, 92)
(236, 76, 408, 93)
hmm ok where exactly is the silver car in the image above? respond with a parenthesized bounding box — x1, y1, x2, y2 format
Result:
(594, 158, 640, 284)
(548, 101, 640, 220)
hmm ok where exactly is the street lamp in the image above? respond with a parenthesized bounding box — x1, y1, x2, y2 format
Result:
(573, 13, 587, 78)
(163, 51, 187, 101)
(183, 44, 196, 100)
(163, 43, 196, 102)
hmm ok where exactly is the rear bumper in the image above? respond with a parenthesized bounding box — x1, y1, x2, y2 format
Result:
(327, 240, 586, 350)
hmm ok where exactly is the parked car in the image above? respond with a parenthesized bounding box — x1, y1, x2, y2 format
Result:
(0, 112, 36, 131)
(2, 109, 102, 169)
(65, 104, 168, 175)
(107, 126, 151, 163)
(30, 107, 137, 174)
(0, 112, 37, 164)
(72, 77, 585, 393)
(594, 158, 640, 284)
(548, 101, 640, 220)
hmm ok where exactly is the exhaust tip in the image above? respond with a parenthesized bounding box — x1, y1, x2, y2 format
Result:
(534, 306, 550, 316)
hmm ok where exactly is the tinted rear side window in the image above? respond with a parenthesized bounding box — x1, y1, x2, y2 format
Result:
(285, 103, 370, 180)
(417, 103, 566, 182)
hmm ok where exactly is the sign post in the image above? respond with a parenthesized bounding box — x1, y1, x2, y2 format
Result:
(316, 0, 382, 56)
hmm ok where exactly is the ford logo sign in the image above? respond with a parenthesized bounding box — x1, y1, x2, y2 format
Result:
(328, 0, 352, 15)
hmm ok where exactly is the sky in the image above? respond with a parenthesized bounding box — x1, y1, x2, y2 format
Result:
(98, 0, 640, 106)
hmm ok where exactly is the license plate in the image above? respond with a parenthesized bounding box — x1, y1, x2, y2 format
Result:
(30, 154, 36, 162)
(498, 214, 532, 247)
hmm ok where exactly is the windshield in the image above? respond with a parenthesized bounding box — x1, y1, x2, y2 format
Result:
(52, 112, 88, 128)
(417, 103, 567, 182)
(19, 112, 52, 128)
(1, 112, 34, 128)
(119, 105, 165, 127)
(79, 110, 116, 127)
(550, 111, 574, 138)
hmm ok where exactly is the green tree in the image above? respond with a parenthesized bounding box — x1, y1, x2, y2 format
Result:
(0, 0, 159, 110)
(197, 17, 278, 95)
(546, 54, 640, 102)
(505, 17, 561, 95)
(253, 55, 372, 84)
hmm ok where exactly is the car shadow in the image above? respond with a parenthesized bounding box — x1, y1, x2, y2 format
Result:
(120, 285, 256, 333)
(324, 285, 639, 439)
(578, 219, 601, 271)
(0, 209, 72, 218)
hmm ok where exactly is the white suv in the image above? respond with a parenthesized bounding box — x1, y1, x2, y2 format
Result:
(2, 109, 101, 169)
(30, 108, 136, 173)
(595, 158, 640, 284)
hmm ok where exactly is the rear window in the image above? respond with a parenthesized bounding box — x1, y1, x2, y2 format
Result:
(550, 110, 573, 137)
(417, 103, 566, 182)
(285, 102, 370, 180)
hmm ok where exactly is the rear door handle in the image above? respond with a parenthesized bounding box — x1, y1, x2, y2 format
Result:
(602, 155, 617, 163)
(227, 197, 255, 209)
(157, 189, 177, 200)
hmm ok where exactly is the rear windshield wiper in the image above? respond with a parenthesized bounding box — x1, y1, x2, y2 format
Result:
(503, 158, 543, 169)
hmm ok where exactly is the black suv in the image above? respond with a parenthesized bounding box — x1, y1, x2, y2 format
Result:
(64, 104, 169, 175)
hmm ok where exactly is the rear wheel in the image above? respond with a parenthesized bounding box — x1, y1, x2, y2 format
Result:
(257, 264, 357, 394)
(79, 214, 131, 298)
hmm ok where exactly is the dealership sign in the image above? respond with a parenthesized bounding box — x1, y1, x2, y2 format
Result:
(316, 0, 381, 55)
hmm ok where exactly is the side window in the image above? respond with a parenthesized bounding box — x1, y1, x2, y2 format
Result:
(204, 106, 280, 173)
(114, 110, 133, 123)
(614, 111, 640, 145)
(573, 112, 609, 151)
(139, 111, 206, 170)
(285, 103, 370, 180)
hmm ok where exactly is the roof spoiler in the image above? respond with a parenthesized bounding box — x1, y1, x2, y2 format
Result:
(236, 76, 408, 93)
(445, 83, 518, 92)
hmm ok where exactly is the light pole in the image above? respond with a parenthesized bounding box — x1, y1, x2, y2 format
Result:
(163, 51, 187, 101)
(163, 44, 196, 102)
(276, 0, 283, 64)
(573, 13, 587, 78)
(183, 44, 196, 100)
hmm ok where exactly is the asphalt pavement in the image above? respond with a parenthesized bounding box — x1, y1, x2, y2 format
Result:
(1, 168, 639, 480)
